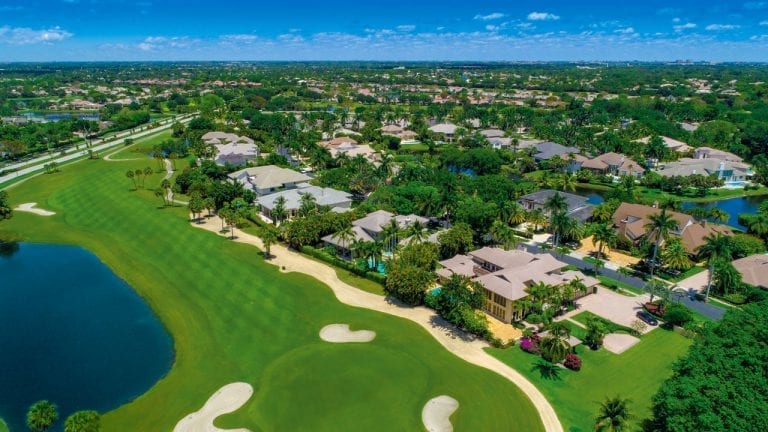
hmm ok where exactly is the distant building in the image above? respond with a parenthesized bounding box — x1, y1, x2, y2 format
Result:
(581, 152, 645, 177)
(319, 137, 379, 164)
(428, 123, 458, 141)
(532, 141, 580, 162)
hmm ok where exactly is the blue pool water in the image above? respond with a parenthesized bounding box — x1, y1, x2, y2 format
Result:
(0, 243, 173, 431)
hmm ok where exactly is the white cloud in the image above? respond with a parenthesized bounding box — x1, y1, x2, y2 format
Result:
(672, 17, 681, 23)
(760, 20, 768, 26)
(137, 36, 197, 51)
(744, 2, 767, 10)
(528, 12, 560, 21)
(396, 25, 416, 32)
(474, 12, 506, 21)
(674, 23, 697, 32)
(615, 27, 635, 34)
(0, 25, 72, 44)
(705, 24, 741, 31)
(657, 7, 681, 15)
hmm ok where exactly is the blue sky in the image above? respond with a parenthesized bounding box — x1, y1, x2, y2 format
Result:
(1, 1, 768, 61)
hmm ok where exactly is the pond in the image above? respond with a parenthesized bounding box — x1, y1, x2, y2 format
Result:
(572, 186, 765, 230)
(0, 243, 173, 431)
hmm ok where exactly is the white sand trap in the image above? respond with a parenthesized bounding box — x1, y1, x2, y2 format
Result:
(319, 324, 376, 343)
(173, 382, 254, 432)
(603, 333, 641, 354)
(422, 395, 459, 432)
(15, 202, 55, 216)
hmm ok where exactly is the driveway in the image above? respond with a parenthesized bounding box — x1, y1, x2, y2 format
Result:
(676, 269, 710, 293)
(560, 288, 655, 334)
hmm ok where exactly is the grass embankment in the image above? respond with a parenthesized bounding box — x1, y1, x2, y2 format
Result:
(107, 130, 173, 160)
(488, 328, 692, 432)
(0, 418, 8, 432)
(0, 158, 543, 431)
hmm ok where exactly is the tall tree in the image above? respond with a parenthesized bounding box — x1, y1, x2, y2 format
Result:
(697, 233, 733, 301)
(544, 191, 568, 215)
(593, 223, 618, 273)
(271, 196, 288, 226)
(662, 237, 693, 271)
(259, 226, 279, 259)
(644, 208, 677, 285)
(381, 218, 401, 253)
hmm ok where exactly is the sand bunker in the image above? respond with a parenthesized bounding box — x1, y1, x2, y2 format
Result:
(15, 202, 55, 216)
(422, 395, 459, 432)
(319, 324, 376, 343)
(173, 382, 254, 432)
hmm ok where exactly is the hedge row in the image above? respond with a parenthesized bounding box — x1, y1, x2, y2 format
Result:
(301, 245, 387, 284)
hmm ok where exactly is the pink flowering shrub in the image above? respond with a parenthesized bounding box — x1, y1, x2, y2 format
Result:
(520, 337, 540, 354)
(564, 353, 582, 371)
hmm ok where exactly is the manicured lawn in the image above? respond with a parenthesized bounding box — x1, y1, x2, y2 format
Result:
(488, 328, 692, 432)
(108, 130, 172, 160)
(570, 311, 637, 334)
(0, 158, 544, 431)
(0, 418, 7, 432)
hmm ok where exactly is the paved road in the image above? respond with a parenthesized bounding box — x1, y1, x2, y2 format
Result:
(522, 243, 726, 320)
(0, 114, 196, 187)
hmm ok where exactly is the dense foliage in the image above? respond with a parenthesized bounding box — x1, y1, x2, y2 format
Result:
(648, 301, 768, 432)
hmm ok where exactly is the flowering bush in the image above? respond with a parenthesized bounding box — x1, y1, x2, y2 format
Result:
(564, 353, 582, 371)
(520, 337, 540, 354)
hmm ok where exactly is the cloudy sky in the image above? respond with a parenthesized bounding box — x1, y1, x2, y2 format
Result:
(1, 0, 768, 61)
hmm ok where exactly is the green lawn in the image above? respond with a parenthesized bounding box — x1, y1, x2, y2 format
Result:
(487, 328, 692, 432)
(570, 311, 637, 334)
(0, 418, 7, 432)
(0, 157, 544, 431)
(596, 275, 645, 295)
(108, 130, 172, 160)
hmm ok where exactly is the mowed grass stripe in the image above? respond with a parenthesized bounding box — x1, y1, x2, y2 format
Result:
(1, 158, 544, 431)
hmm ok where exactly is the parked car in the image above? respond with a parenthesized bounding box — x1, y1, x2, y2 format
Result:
(636, 310, 659, 326)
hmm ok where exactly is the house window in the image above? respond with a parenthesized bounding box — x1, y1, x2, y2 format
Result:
(493, 293, 507, 307)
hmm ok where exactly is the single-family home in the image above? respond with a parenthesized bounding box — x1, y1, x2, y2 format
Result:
(322, 209, 428, 253)
(436, 247, 598, 322)
(612, 202, 733, 255)
(479, 129, 505, 139)
(732, 254, 768, 289)
(693, 147, 743, 162)
(429, 123, 458, 141)
(202, 131, 260, 166)
(532, 142, 579, 161)
(258, 184, 352, 223)
(228, 165, 311, 196)
(519, 190, 594, 222)
(656, 158, 752, 184)
(319, 137, 379, 164)
(637, 136, 693, 154)
(581, 152, 645, 177)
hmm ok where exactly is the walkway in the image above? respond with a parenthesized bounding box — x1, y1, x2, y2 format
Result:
(192, 215, 564, 432)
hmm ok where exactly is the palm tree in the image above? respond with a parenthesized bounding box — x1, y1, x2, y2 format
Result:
(707, 208, 729, 224)
(260, 226, 279, 259)
(297, 192, 317, 218)
(27, 400, 58, 432)
(550, 211, 582, 249)
(544, 191, 568, 215)
(332, 224, 356, 256)
(64, 410, 100, 432)
(745, 213, 768, 237)
(271, 196, 288, 226)
(558, 173, 578, 192)
(662, 237, 693, 271)
(594, 396, 632, 432)
(125, 170, 136, 189)
(381, 218, 401, 253)
(697, 233, 734, 301)
(593, 223, 618, 263)
(528, 209, 547, 232)
(405, 220, 428, 244)
(591, 202, 615, 223)
(539, 334, 570, 364)
(644, 208, 677, 280)
(490, 220, 518, 250)
(507, 203, 528, 226)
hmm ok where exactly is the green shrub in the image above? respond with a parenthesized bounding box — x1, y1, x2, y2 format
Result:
(663, 303, 693, 327)
(721, 293, 748, 305)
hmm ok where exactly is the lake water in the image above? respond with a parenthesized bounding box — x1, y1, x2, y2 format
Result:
(0, 243, 173, 431)
(572, 187, 765, 230)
